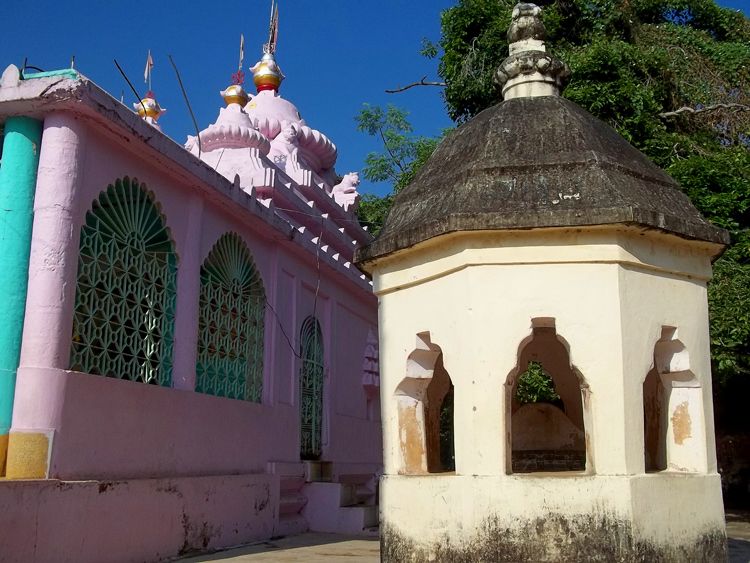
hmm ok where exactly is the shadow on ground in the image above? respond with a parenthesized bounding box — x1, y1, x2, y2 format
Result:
(176, 532, 379, 562)
(727, 510, 750, 563)
(179, 512, 750, 562)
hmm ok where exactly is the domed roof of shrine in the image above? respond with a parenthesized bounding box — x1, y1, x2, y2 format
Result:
(243, 49, 338, 172)
(244, 88, 303, 135)
(355, 3, 728, 265)
(186, 50, 338, 172)
(185, 84, 270, 155)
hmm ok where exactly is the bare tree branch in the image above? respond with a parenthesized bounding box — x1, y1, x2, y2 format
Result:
(386, 76, 447, 94)
(659, 103, 750, 118)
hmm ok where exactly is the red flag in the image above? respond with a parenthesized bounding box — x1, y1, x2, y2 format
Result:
(267, 2, 279, 54)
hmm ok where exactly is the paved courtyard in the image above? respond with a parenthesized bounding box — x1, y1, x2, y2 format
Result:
(177, 533, 379, 562)
(179, 515, 750, 562)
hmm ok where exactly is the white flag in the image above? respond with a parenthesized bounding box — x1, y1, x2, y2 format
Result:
(144, 50, 154, 83)
(239, 34, 245, 71)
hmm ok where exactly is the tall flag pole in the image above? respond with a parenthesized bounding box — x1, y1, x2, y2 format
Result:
(251, 1, 285, 93)
(144, 49, 154, 94)
(264, 1, 279, 54)
(239, 33, 245, 72)
(232, 34, 246, 85)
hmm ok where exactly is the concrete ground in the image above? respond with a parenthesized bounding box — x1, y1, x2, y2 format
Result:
(177, 533, 379, 562)
(179, 513, 750, 562)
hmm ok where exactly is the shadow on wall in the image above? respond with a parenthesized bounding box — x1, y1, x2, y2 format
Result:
(396, 332, 454, 475)
(643, 327, 707, 474)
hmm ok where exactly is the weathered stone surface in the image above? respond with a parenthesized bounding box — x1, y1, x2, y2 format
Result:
(381, 515, 727, 563)
(356, 96, 728, 265)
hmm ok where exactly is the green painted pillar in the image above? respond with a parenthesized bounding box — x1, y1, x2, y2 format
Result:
(0, 116, 43, 470)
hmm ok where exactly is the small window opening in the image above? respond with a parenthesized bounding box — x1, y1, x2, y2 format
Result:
(396, 332, 455, 474)
(438, 383, 455, 471)
(643, 327, 706, 473)
(508, 322, 587, 474)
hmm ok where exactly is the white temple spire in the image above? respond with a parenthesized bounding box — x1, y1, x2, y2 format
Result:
(495, 3, 570, 100)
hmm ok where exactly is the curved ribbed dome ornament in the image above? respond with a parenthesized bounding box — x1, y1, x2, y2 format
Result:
(200, 233, 265, 294)
(196, 233, 266, 402)
(70, 177, 177, 386)
(495, 3, 570, 100)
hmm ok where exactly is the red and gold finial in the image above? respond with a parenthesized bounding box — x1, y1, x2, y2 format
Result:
(250, 52, 284, 92)
(221, 34, 250, 105)
(250, 1, 284, 92)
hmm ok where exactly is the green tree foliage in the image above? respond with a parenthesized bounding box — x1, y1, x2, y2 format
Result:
(355, 104, 442, 235)
(357, 193, 394, 238)
(355, 104, 442, 193)
(515, 361, 562, 405)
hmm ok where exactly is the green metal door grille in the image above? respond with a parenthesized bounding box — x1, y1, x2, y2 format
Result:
(70, 177, 177, 386)
(300, 316, 324, 459)
(195, 233, 265, 402)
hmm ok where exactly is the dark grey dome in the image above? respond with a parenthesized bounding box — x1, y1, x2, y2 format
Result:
(356, 95, 728, 264)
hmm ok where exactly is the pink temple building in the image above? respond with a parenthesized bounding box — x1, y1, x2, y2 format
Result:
(0, 35, 381, 562)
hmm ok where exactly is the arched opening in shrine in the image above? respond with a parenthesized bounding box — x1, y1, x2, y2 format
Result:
(643, 327, 706, 473)
(506, 319, 588, 474)
(396, 332, 455, 474)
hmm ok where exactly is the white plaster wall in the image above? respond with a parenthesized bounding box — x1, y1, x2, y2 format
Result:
(373, 228, 719, 478)
(617, 263, 716, 474)
(370, 227, 724, 555)
(376, 235, 625, 477)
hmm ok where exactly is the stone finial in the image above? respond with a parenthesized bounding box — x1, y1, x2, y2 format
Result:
(495, 3, 570, 100)
(1, 65, 21, 88)
(134, 91, 166, 130)
(221, 83, 250, 106)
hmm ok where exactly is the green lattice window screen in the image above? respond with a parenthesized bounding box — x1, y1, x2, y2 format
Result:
(195, 233, 266, 402)
(300, 316, 324, 459)
(70, 177, 177, 386)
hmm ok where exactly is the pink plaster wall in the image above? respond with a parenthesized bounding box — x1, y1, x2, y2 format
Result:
(0, 474, 275, 563)
(12, 114, 381, 480)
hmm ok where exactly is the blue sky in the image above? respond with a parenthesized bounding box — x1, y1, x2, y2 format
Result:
(1, 0, 747, 197)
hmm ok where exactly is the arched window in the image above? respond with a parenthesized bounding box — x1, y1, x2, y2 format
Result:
(396, 332, 455, 474)
(506, 319, 588, 474)
(300, 316, 324, 459)
(70, 177, 177, 386)
(643, 327, 706, 473)
(195, 233, 266, 402)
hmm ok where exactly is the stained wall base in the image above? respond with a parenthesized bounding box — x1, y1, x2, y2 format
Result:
(0, 473, 276, 563)
(380, 473, 726, 562)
